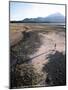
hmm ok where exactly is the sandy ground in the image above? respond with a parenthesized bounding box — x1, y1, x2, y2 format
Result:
(10, 23, 65, 87)
(29, 33, 55, 72)
(10, 31, 23, 46)
(28, 31, 65, 85)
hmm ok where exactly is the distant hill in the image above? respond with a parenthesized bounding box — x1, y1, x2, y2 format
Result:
(43, 13, 65, 23)
(10, 13, 65, 23)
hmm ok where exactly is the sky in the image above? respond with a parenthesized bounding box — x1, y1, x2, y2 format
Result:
(10, 2, 65, 21)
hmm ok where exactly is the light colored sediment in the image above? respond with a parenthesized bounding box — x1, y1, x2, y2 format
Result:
(29, 31, 65, 75)
(10, 31, 23, 46)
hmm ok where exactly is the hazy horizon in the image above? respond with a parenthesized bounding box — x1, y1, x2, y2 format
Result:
(10, 2, 65, 21)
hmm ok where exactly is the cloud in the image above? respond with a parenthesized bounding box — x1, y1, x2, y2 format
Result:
(10, 2, 65, 21)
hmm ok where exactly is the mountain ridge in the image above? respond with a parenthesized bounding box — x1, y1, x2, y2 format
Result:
(10, 13, 65, 23)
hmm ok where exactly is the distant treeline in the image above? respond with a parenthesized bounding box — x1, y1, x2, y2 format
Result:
(10, 21, 63, 23)
(10, 21, 24, 23)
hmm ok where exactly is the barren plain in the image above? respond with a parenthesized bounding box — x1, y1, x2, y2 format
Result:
(10, 23, 66, 88)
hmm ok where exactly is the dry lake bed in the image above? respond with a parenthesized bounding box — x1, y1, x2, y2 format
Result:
(10, 23, 66, 88)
